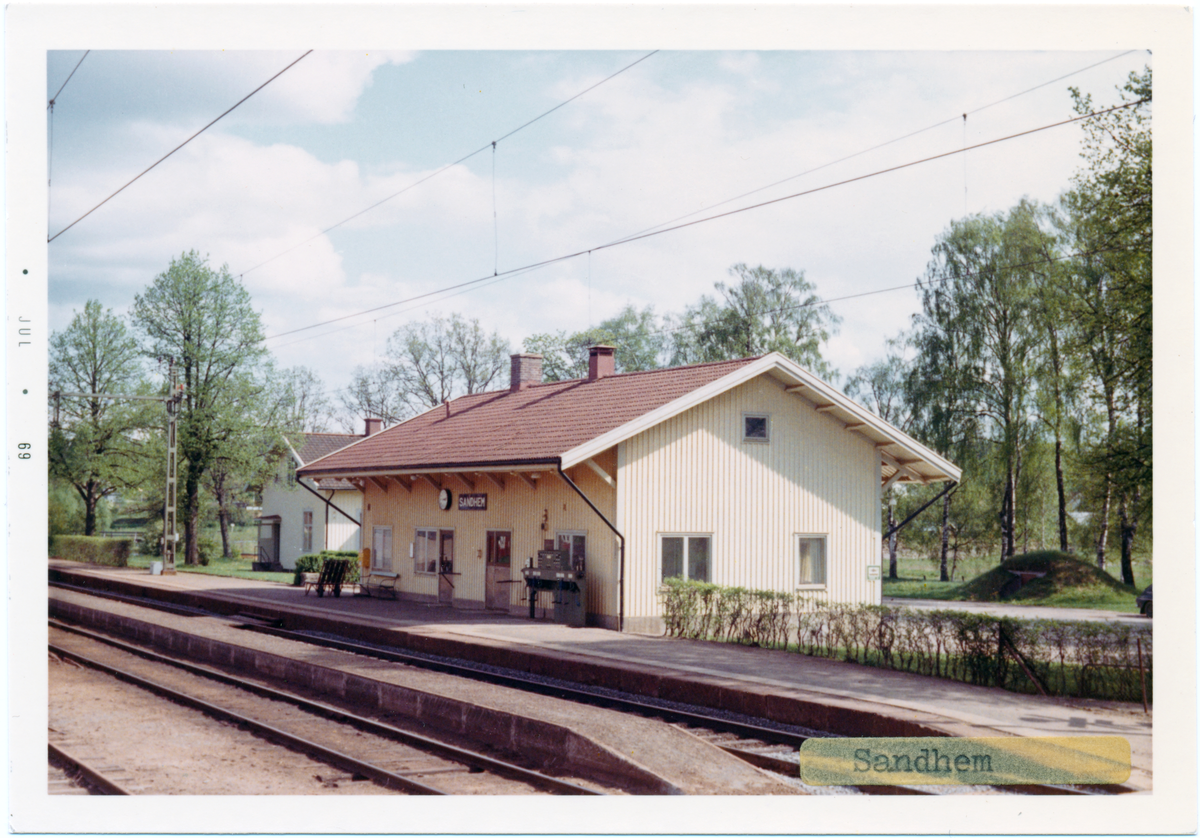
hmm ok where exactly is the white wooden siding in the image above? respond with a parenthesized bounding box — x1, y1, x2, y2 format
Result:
(326, 489, 362, 552)
(617, 374, 880, 630)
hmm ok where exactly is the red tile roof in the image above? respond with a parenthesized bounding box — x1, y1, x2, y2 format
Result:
(289, 432, 364, 489)
(299, 357, 760, 476)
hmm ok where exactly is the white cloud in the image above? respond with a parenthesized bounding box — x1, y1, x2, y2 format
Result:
(253, 50, 417, 124)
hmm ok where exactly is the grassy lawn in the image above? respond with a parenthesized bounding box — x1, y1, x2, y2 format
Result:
(882, 551, 1151, 613)
(128, 553, 294, 585)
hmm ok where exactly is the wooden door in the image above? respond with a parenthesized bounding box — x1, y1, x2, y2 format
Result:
(437, 530, 455, 604)
(485, 531, 511, 610)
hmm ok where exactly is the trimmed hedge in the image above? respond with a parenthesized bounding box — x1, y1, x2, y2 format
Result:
(50, 535, 132, 567)
(293, 550, 361, 587)
(661, 579, 1152, 703)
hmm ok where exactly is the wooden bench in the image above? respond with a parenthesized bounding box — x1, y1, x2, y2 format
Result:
(305, 558, 352, 598)
(360, 573, 399, 599)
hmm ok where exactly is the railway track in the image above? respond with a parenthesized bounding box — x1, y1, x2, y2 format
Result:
(48, 739, 133, 796)
(233, 622, 1131, 796)
(49, 621, 603, 796)
(51, 584, 1135, 796)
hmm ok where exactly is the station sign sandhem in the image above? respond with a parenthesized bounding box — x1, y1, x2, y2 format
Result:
(798, 736, 1130, 785)
(457, 492, 487, 511)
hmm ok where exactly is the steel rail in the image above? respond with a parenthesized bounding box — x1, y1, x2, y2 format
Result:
(48, 742, 132, 796)
(53, 586, 1129, 796)
(49, 620, 601, 796)
(233, 625, 1125, 797)
(50, 638, 447, 795)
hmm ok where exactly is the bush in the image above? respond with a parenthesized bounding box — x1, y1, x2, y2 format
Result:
(50, 535, 132, 567)
(293, 550, 361, 587)
(660, 578, 1152, 703)
(197, 537, 220, 566)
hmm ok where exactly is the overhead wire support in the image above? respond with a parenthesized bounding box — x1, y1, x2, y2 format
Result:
(48, 50, 91, 221)
(48, 50, 313, 244)
(236, 50, 659, 278)
(49, 50, 90, 109)
(261, 97, 1144, 345)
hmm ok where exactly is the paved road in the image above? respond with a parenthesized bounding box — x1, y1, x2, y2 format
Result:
(882, 597, 1150, 624)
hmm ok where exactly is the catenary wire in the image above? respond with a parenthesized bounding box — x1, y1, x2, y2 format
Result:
(652, 246, 1120, 338)
(49, 50, 90, 107)
(236, 50, 659, 279)
(48, 50, 92, 223)
(48, 50, 313, 244)
(267, 263, 550, 351)
(262, 98, 1144, 344)
(295, 244, 1117, 399)
(601, 50, 1140, 247)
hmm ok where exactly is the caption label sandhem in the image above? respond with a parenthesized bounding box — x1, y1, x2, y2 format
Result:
(799, 736, 1130, 786)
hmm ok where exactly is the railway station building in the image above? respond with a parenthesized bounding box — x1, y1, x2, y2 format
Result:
(298, 347, 960, 633)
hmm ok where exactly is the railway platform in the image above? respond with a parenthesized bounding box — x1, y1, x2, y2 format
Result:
(48, 560, 1152, 791)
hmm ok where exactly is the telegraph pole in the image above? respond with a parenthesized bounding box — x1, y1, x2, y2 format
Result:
(162, 360, 180, 574)
(52, 359, 184, 573)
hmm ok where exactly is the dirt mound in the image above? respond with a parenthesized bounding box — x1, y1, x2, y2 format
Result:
(958, 551, 1137, 603)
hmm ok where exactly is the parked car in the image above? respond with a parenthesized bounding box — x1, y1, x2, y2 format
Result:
(1136, 585, 1153, 617)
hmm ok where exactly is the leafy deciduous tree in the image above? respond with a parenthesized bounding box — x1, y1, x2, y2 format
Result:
(131, 251, 272, 565)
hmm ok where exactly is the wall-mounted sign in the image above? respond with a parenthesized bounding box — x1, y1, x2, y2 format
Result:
(458, 493, 488, 511)
(438, 488, 452, 510)
(867, 565, 882, 581)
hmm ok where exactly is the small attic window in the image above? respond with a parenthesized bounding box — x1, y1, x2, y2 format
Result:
(743, 413, 770, 443)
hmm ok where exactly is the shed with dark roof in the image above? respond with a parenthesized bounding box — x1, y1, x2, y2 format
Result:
(300, 348, 959, 632)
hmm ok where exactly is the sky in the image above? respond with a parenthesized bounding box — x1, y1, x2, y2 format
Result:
(45, 48, 1151, 425)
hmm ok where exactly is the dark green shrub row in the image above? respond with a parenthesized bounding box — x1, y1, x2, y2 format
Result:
(660, 578, 792, 647)
(50, 535, 132, 567)
(660, 579, 1152, 703)
(293, 551, 361, 586)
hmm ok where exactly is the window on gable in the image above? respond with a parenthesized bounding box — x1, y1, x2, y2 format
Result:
(302, 510, 313, 553)
(796, 535, 827, 586)
(743, 413, 770, 443)
(661, 534, 711, 582)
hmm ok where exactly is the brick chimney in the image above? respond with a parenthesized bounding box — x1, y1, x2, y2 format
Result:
(364, 417, 383, 436)
(510, 353, 543, 392)
(588, 345, 616, 381)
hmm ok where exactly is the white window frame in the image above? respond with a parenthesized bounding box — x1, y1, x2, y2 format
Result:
(413, 526, 440, 576)
(555, 531, 587, 570)
(742, 412, 771, 443)
(658, 533, 713, 583)
(371, 526, 393, 573)
(795, 533, 828, 589)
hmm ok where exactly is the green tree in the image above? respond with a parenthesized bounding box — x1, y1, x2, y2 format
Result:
(205, 375, 282, 557)
(271, 366, 334, 433)
(1063, 67, 1151, 585)
(340, 314, 510, 424)
(525, 304, 669, 382)
(670, 264, 840, 378)
(913, 201, 1051, 564)
(339, 364, 410, 427)
(131, 251, 272, 566)
(49, 300, 155, 535)
(846, 338, 912, 579)
(385, 313, 510, 414)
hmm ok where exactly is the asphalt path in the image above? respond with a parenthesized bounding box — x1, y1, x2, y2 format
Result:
(882, 597, 1150, 624)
